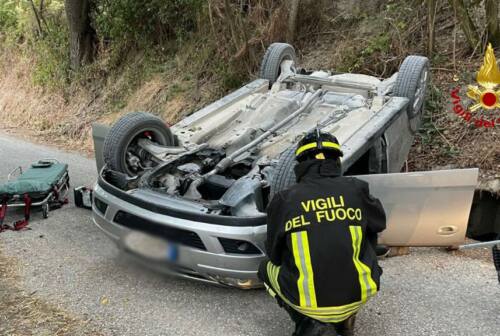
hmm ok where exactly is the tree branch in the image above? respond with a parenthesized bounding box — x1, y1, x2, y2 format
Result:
(28, 0, 44, 36)
(448, 0, 480, 50)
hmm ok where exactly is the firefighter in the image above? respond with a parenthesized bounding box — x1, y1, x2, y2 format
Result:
(258, 129, 386, 336)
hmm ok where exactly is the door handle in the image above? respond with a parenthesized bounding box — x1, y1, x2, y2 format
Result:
(438, 226, 458, 235)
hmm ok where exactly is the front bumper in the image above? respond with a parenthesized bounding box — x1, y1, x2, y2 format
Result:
(92, 181, 267, 289)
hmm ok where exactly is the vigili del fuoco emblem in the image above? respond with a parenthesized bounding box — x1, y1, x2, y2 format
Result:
(451, 43, 500, 128)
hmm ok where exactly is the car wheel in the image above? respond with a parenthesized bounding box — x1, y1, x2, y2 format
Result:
(393, 55, 430, 133)
(260, 43, 297, 87)
(270, 147, 297, 199)
(270, 140, 387, 198)
(103, 112, 175, 176)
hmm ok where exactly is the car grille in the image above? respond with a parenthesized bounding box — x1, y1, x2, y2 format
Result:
(114, 211, 206, 251)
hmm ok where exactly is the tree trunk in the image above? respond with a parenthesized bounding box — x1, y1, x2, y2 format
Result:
(448, 0, 480, 50)
(485, 0, 500, 47)
(65, 0, 94, 71)
(427, 0, 437, 58)
(287, 0, 300, 42)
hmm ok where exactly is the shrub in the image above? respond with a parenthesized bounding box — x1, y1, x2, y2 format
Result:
(0, 0, 17, 31)
(31, 23, 70, 89)
(1, 0, 70, 89)
(93, 0, 204, 47)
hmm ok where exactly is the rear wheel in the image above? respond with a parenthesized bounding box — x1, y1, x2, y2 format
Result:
(103, 112, 175, 176)
(393, 55, 430, 133)
(269, 139, 387, 198)
(270, 147, 297, 199)
(259, 43, 297, 87)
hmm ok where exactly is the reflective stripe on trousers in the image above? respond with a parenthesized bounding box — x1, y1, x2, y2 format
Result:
(266, 260, 362, 323)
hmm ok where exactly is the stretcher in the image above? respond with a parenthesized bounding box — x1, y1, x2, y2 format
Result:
(0, 159, 69, 230)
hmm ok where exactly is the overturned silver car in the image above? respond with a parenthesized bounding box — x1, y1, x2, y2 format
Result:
(91, 43, 474, 288)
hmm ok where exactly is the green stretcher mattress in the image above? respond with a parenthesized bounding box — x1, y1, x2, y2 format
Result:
(0, 162, 68, 198)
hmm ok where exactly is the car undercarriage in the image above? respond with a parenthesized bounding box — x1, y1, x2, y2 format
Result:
(99, 61, 419, 218)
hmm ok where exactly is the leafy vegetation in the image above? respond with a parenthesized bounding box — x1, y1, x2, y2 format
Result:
(93, 0, 204, 47)
(0, 0, 17, 30)
(0, 1, 68, 88)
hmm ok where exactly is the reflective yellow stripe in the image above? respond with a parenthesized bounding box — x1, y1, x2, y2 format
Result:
(264, 283, 276, 298)
(302, 305, 359, 317)
(267, 261, 281, 292)
(287, 298, 360, 320)
(356, 228, 378, 296)
(349, 226, 378, 302)
(355, 226, 378, 296)
(321, 141, 341, 150)
(291, 299, 360, 314)
(266, 280, 361, 322)
(301, 232, 317, 308)
(349, 226, 367, 302)
(296, 142, 318, 156)
(291, 231, 317, 308)
(291, 232, 306, 306)
(304, 306, 359, 322)
(295, 141, 341, 156)
(264, 226, 377, 324)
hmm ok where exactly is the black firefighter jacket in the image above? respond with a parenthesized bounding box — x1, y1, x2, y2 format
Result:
(263, 159, 386, 323)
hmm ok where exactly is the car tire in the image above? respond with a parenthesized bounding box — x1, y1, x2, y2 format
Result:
(259, 43, 297, 87)
(103, 112, 175, 176)
(270, 147, 297, 199)
(393, 55, 429, 133)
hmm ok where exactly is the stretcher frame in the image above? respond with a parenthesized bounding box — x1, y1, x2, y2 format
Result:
(1, 159, 70, 220)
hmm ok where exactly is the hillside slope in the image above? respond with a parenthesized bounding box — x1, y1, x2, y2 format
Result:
(0, 0, 498, 183)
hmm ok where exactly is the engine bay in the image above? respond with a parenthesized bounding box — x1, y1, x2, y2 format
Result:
(141, 147, 273, 217)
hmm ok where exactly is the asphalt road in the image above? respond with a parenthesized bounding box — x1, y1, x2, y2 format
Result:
(0, 131, 499, 336)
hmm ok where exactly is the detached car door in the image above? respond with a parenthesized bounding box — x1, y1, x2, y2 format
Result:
(358, 168, 478, 247)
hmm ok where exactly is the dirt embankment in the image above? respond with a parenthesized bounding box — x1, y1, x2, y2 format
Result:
(0, 48, 221, 155)
(0, 54, 91, 153)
